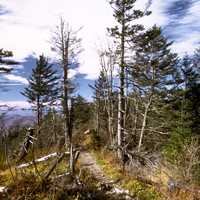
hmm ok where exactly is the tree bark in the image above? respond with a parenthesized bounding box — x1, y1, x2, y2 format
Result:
(63, 34, 70, 147)
(117, 3, 125, 159)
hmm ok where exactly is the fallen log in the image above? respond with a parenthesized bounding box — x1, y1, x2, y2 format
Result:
(17, 152, 70, 169)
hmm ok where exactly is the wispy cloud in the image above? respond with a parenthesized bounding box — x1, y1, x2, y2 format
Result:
(0, 0, 199, 80)
(0, 100, 31, 109)
(0, 0, 115, 80)
(3, 74, 28, 85)
(161, 0, 200, 54)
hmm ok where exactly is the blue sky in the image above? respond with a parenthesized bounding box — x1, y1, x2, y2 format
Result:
(0, 0, 200, 111)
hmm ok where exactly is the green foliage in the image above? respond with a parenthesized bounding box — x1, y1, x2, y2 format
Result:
(162, 127, 191, 164)
(73, 95, 92, 130)
(108, 0, 147, 39)
(123, 180, 163, 200)
(22, 55, 59, 105)
(163, 53, 200, 167)
(90, 130, 102, 150)
(22, 55, 59, 127)
(90, 71, 110, 135)
(132, 25, 178, 93)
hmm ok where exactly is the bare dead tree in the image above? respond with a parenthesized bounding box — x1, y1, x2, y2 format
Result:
(51, 18, 82, 174)
(98, 46, 116, 145)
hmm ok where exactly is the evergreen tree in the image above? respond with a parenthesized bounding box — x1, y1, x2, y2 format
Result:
(90, 70, 108, 136)
(108, 0, 150, 157)
(131, 25, 178, 151)
(163, 54, 200, 164)
(194, 48, 200, 73)
(22, 55, 59, 129)
(73, 95, 92, 132)
(181, 54, 200, 134)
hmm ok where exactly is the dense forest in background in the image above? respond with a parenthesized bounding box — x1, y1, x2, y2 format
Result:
(0, 0, 200, 200)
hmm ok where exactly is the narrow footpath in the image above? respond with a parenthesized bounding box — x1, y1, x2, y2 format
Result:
(79, 150, 134, 199)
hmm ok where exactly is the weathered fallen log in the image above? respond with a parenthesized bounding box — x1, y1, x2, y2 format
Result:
(17, 152, 70, 169)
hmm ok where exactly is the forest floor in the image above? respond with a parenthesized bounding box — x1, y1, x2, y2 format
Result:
(1, 145, 199, 199)
(0, 149, 132, 198)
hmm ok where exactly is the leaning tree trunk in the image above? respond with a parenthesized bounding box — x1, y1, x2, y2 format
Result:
(108, 70, 114, 146)
(133, 99, 139, 136)
(138, 97, 152, 152)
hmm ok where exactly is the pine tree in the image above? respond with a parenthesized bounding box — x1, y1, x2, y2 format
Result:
(131, 26, 178, 151)
(180, 54, 200, 134)
(194, 48, 200, 74)
(163, 54, 200, 163)
(73, 95, 92, 132)
(90, 70, 108, 136)
(22, 55, 59, 130)
(108, 0, 150, 157)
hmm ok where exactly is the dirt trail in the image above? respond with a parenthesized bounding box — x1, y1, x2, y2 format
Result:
(79, 151, 111, 184)
(79, 150, 134, 199)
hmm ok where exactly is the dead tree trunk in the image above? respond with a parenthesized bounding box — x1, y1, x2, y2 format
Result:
(68, 98, 75, 174)
(133, 99, 139, 136)
(99, 48, 115, 146)
(51, 18, 82, 174)
(138, 96, 152, 152)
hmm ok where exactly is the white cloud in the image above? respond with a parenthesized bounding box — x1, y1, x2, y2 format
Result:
(3, 74, 28, 85)
(0, 0, 115, 80)
(136, 0, 169, 28)
(0, 100, 31, 109)
(0, 0, 199, 80)
(180, 1, 200, 24)
(171, 32, 200, 56)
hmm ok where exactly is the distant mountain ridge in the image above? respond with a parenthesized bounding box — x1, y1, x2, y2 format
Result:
(1, 114, 35, 128)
